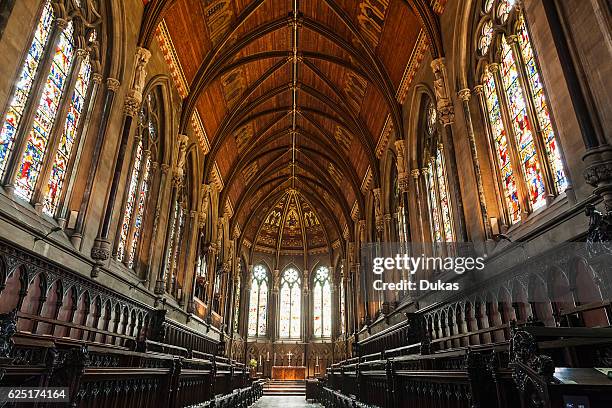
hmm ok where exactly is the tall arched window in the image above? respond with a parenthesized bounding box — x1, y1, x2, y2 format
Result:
(165, 180, 188, 295)
(475, 0, 567, 225)
(0, 1, 100, 217)
(279, 267, 301, 339)
(313, 266, 332, 338)
(340, 275, 346, 335)
(248, 264, 268, 337)
(422, 99, 454, 243)
(233, 261, 242, 333)
(391, 165, 409, 249)
(116, 88, 162, 269)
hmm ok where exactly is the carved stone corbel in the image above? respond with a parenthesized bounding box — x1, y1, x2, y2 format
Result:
(431, 58, 455, 125)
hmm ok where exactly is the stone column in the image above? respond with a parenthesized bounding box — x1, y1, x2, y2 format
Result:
(91, 47, 151, 277)
(458, 88, 492, 240)
(431, 57, 468, 242)
(71, 76, 119, 249)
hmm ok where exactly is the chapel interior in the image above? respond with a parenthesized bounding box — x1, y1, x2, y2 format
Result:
(0, 0, 611, 407)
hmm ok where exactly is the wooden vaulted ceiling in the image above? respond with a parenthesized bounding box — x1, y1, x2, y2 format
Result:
(140, 0, 439, 248)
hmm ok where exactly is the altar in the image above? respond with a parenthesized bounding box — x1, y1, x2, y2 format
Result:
(271, 366, 306, 380)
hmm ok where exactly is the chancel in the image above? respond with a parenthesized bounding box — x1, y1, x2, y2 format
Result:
(0, 0, 611, 408)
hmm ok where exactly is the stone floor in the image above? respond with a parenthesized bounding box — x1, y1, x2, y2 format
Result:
(251, 396, 323, 407)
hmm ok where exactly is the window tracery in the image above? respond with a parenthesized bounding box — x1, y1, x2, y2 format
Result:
(0, 0, 100, 218)
(279, 267, 301, 339)
(313, 266, 332, 338)
(475, 0, 567, 225)
(248, 264, 268, 337)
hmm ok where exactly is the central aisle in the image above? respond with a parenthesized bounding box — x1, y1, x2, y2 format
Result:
(251, 396, 323, 408)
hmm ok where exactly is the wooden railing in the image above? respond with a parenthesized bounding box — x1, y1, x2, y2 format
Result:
(318, 323, 612, 408)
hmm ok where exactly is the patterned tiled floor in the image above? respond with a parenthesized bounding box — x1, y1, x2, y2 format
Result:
(251, 396, 323, 407)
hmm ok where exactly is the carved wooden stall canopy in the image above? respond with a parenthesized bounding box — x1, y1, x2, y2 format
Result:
(140, 0, 435, 249)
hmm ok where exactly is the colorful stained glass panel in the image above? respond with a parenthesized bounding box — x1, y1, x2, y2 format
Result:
(42, 56, 92, 215)
(516, 14, 567, 193)
(484, 71, 521, 223)
(14, 22, 75, 201)
(117, 140, 143, 262)
(0, 1, 53, 178)
(501, 38, 545, 209)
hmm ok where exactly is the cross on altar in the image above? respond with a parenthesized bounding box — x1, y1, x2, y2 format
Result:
(286, 351, 293, 366)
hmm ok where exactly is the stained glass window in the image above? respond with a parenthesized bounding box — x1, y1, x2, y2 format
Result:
(279, 267, 301, 339)
(14, 22, 76, 200)
(0, 0, 97, 218)
(500, 36, 545, 210)
(116, 89, 161, 269)
(42, 56, 92, 215)
(423, 100, 454, 244)
(0, 1, 53, 178)
(516, 15, 567, 193)
(233, 271, 241, 333)
(248, 264, 269, 337)
(477, 4, 567, 225)
(313, 266, 332, 337)
(340, 276, 346, 334)
(479, 20, 493, 55)
(484, 70, 521, 223)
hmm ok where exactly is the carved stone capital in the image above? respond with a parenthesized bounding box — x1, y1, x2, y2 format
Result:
(473, 85, 484, 96)
(411, 168, 420, 179)
(123, 95, 140, 117)
(106, 77, 120, 92)
(458, 88, 471, 102)
(91, 238, 111, 262)
(92, 73, 103, 84)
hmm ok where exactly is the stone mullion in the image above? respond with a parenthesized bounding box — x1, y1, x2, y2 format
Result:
(112, 133, 143, 258)
(134, 161, 159, 277)
(71, 77, 120, 249)
(31, 49, 87, 212)
(204, 245, 218, 324)
(474, 84, 511, 227)
(458, 88, 492, 240)
(2, 17, 67, 190)
(419, 168, 434, 248)
(491, 63, 532, 219)
(270, 269, 280, 341)
(178, 210, 198, 307)
(410, 169, 425, 254)
(429, 152, 447, 257)
(143, 163, 167, 288)
(156, 183, 178, 294)
(56, 70, 101, 226)
(439, 126, 468, 243)
(507, 34, 557, 200)
(124, 149, 151, 267)
(166, 199, 184, 294)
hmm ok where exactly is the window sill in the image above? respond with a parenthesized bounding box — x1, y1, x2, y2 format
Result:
(0, 185, 75, 248)
(502, 192, 569, 240)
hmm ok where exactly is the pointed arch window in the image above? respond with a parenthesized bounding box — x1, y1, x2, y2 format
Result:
(475, 0, 568, 225)
(233, 261, 242, 333)
(279, 267, 301, 339)
(422, 100, 454, 244)
(340, 275, 346, 335)
(0, 0, 98, 217)
(248, 264, 269, 337)
(165, 182, 188, 295)
(391, 166, 409, 250)
(116, 89, 162, 269)
(313, 266, 332, 338)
